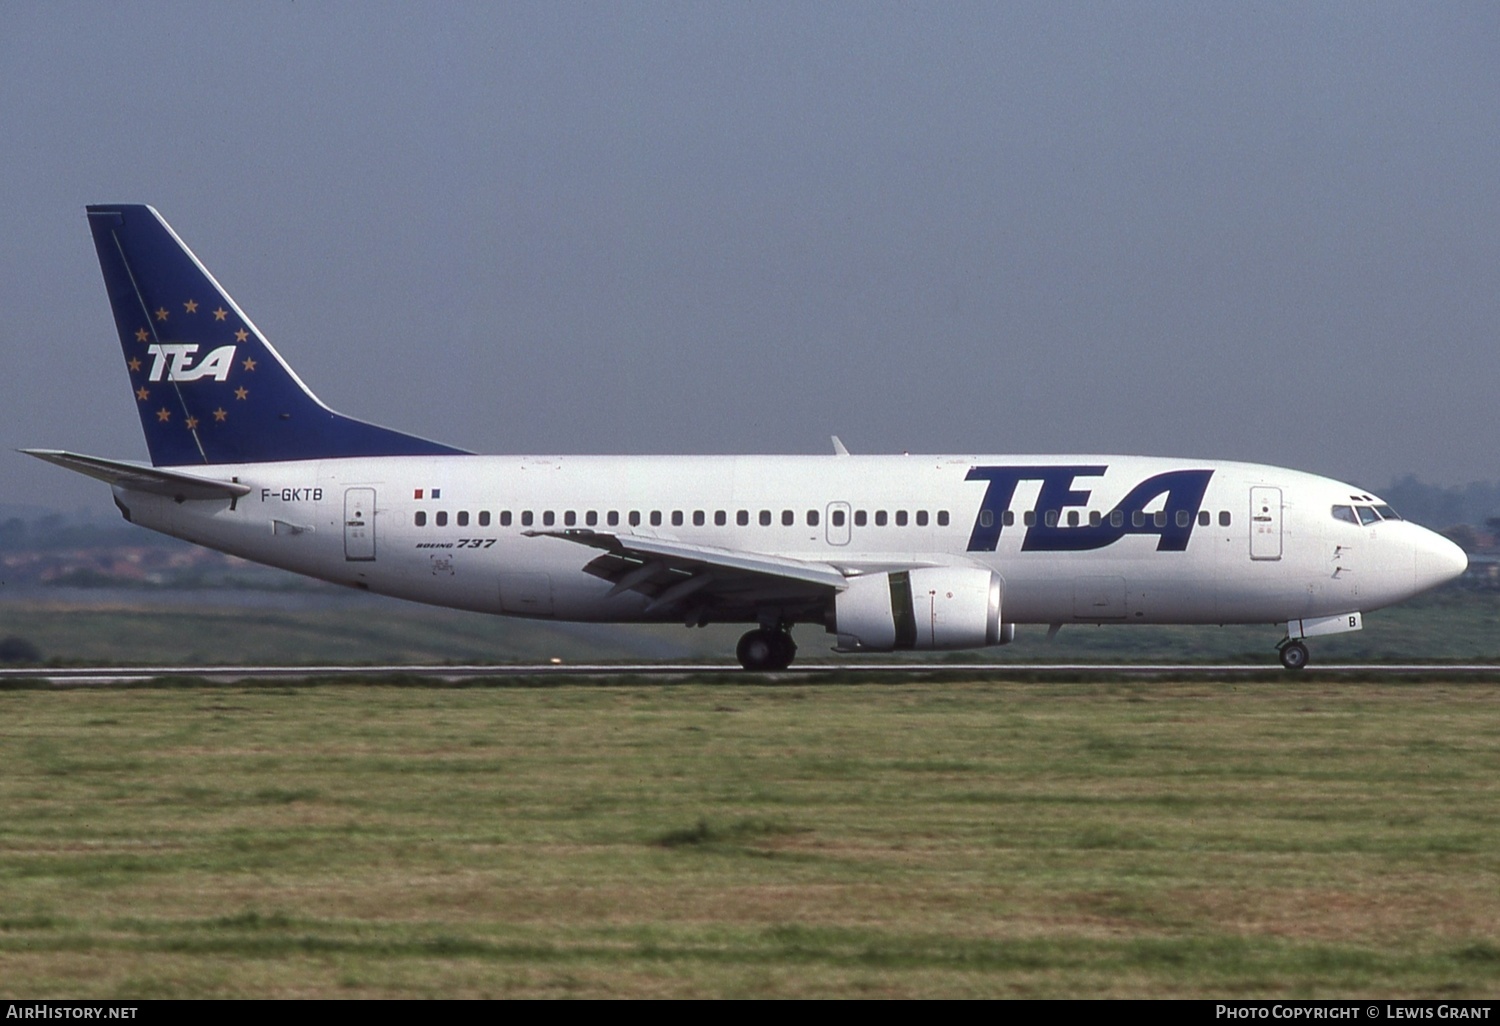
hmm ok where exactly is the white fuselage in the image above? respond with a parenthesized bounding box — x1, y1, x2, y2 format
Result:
(111, 453, 1466, 633)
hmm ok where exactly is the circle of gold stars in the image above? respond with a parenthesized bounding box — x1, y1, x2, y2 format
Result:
(129, 295, 257, 434)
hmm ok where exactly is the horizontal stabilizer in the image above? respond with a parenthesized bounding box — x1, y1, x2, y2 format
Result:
(19, 449, 250, 501)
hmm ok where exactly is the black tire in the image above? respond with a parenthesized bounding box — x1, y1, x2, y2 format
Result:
(737, 629, 776, 670)
(737, 628, 796, 670)
(1279, 640, 1310, 671)
(768, 630, 797, 671)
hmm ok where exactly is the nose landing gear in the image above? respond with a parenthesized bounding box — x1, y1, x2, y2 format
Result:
(736, 627, 797, 670)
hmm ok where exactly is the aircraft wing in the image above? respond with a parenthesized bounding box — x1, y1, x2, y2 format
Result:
(524, 529, 848, 619)
(19, 450, 251, 501)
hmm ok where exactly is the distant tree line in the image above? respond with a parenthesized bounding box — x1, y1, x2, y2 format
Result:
(0, 512, 186, 553)
(1379, 476, 1500, 533)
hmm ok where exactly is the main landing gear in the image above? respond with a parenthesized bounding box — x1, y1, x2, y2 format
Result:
(1277, 639, 1310, 671)
(736, 627, 797, 671)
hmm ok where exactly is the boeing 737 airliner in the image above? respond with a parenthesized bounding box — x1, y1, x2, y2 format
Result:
(25, 205, 1468, 669)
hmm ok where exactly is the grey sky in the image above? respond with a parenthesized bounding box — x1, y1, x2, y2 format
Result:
(4, 2, 1497, 513)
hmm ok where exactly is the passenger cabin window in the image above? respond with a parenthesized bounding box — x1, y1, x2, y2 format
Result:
(650, 511, 662, 527)
(715, 511, 726, 526)
(607, 511, 619, 527)
(521, 511, 534, 527)
(979, 510, 993, 528)
(457, 511, 469, 527)
(1024, 511, 1037, 527)
(479, 511, 491, 527)
(542, 511, 554, 527)
(737, 510, 749, 526)
(671, 511, 683, 527)
(1153, 511, 1166, 528)
(1219, 511, 1231, 527)
(414, 511, 427, 527)
(564, 511, 576, 526)
(1003, 511, 1016, 527)
(807, 510, 819, 526)
(1044, 510, 1057, 528)
(436, 511, 448, 527)
(1197, 510, 1209, 526)
(1067, 510, 1079, 527)
(855, 510, 867, 527)
(916, 510, 929, 527)
(586, 511, 598, 526)
(1131, 511, 1145, 528)
(896, 511, 908, 527)
(500, 511, 512, 527)
(629, 511, 641, 527)
(1176, 510, 1191, 528)
(937, 511, 949, 526)
(1110, 510, 1124, 528)
(782, 510, 794, 526)
(693, 510, 705, 526)
(759, 510, 772, 526)
(832, 510, 846, 527)
(875, 511, 888, 527)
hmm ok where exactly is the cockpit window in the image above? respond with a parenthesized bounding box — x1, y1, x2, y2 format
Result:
(1332, 505, 1358, 525)
(1374, 505, 1401, 521)
(1355, 506, 1379, 526)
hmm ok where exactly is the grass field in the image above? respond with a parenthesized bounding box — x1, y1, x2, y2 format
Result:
(2, 678, 1499, 997)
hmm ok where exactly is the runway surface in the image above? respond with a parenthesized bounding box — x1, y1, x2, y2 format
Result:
(4, 663, 1500, 685)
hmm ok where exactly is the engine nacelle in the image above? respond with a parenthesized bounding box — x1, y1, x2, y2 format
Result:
(833, 567, 1012, 652)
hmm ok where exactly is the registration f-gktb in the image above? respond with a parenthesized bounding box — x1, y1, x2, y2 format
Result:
(25, 205, 1468, 670)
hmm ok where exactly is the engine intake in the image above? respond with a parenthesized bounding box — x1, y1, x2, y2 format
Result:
(833, 567, 1012, 652)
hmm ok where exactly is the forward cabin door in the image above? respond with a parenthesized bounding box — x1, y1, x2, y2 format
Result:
(344, 487, 376, 561)
(1249, 486, 1282, 561)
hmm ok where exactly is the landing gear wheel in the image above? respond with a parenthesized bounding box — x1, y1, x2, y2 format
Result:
(1278, 640, 1310, 671)
(769, 630, 797, 670)
(737, 628, 796, 671)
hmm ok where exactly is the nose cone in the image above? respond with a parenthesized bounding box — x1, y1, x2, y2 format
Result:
(1414, 530, 1468, 593)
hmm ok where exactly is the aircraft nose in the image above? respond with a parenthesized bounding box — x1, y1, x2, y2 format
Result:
(1414, 530, 1468, 592)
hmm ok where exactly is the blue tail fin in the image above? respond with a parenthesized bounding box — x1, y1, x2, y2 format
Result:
(86, 204, 469, 466)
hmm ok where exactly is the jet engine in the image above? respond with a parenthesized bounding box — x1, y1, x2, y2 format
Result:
(832, 567, 1013, 652)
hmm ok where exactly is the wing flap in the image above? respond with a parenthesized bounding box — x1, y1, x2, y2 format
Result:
(524, 529, 848, 619)
(525, 529, 849, 590)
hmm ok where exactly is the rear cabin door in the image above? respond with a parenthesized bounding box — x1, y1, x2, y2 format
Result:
(344, 487, 376, 561)
(1249, 486, 1282, 561)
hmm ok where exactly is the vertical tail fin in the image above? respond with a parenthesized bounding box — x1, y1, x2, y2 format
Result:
(86, 204, 468, 466)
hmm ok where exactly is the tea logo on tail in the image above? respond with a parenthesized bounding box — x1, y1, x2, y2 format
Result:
(144, 343, 237, 382)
